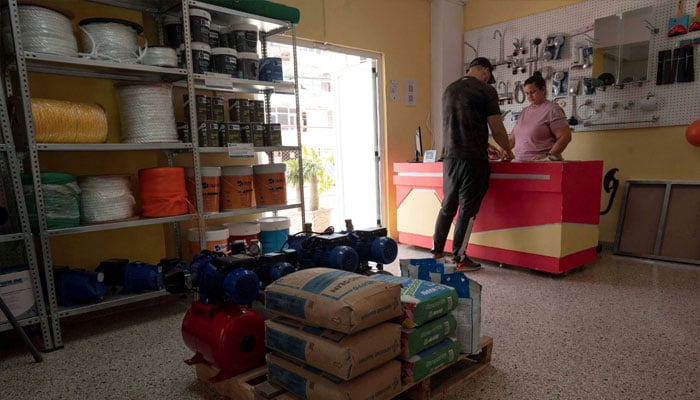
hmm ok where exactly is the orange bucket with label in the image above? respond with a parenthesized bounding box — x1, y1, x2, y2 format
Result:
(221, 165, 254, 210)
(253, 163, 286, 206)
(185, 166, 221, 213)
(187, 225, 229, 256)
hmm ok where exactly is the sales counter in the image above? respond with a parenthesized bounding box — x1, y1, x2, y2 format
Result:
(393, 160, 603, 274)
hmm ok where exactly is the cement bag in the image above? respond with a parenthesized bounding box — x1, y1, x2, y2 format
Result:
(441, 272, 482, 354)
(264, 268, 402, 334)
(265, 317, 401, 380)
(266, 353, 402, 400)
(401, 337, 460, 384)
(371, 274, 457, 328)
(401, 313, 456, 358)
(400, 257, 456, 283)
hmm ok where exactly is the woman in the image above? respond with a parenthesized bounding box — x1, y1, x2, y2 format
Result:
(509, 71, 571, 161)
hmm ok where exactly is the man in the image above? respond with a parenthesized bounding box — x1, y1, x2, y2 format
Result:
(431, 57, 513, 271)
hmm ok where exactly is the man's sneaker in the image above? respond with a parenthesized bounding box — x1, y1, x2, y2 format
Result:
(454, 256, 481, 272)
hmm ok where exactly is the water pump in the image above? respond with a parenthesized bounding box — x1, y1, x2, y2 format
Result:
(286, 231, 359, 271)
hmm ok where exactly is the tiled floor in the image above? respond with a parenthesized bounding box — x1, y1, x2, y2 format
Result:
(1, 246, 698, 399)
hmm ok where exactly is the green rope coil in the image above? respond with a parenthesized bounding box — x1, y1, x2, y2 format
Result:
(22, 172, 81, 230)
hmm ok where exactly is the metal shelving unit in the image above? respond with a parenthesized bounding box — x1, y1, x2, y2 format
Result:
(0, 65, 53, 350)
(2, 0, 304, 350)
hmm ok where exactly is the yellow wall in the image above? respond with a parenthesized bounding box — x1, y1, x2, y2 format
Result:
(464, 0, 700, 243)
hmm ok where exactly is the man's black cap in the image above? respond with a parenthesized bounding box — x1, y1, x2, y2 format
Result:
(468, 57, 495, 84)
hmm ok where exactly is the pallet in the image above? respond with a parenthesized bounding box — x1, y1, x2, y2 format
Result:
(251, 336, 493, 400)
(195, 363, 268, 400)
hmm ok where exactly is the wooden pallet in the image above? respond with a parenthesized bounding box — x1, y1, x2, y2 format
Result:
(195, 363, 268, 400)
(251, 336, 494, 400)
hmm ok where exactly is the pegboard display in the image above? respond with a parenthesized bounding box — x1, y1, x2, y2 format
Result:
(464, 0, 700, 133)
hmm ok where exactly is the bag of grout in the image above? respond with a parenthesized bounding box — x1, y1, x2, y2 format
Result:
(370, 274, 458, 329)
(264, 268, 402, 334)
(440, 272, 482, 355)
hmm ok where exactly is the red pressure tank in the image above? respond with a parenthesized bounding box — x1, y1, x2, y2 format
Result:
(182, 301, 265, 380)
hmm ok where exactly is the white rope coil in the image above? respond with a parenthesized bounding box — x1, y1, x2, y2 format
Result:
(115, 84, 178, 143)
(11, 5, 78, 56)
(31, 98, 108, 143)
(78, 175, 136, 223)
(79, 20, 143, 63)
(141, 46, 178, 68)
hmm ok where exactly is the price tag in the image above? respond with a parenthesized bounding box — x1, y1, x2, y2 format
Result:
(228, 143, 255, 158)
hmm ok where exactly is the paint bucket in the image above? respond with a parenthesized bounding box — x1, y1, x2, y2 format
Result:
(221, 165, 254, 210)
(211, 97, 225, 122)
(250, 100, 265, 123)
(259, 57, 283, 81)
(257, 216, 290, 254)
(187, 225, 229, 256)
(191, 41, 211, 74)
(237, 52, 259, 80)
(223, 122, 242, 144)
(253, 163, 287, 206)
(189, 8, 211, 43)
(164, 15, 183, 47)
(211, 47, 237, 76)
(185, 166, 221, 213)
(224, 221, 260, 249)
(231, 23, 258, 53)
(228, 98, 250, 122)
(209, 23, 221, 48)
(251, 123, 265, 147)
(265, 123, 282, 146)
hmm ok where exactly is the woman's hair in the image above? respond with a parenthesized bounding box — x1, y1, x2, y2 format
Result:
(524, 71, 546, 90)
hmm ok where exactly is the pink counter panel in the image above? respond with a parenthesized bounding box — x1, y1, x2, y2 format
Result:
(393, 161, 604, 274)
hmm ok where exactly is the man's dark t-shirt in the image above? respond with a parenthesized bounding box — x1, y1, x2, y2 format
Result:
(441, 76, 501, 160)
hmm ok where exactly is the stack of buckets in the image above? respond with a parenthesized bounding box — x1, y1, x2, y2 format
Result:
(185, 163, 290, 257)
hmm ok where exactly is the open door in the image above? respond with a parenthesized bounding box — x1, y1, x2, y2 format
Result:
(334, 60, 381, 229)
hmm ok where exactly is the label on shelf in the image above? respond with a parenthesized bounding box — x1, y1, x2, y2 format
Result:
(227, 143, 255, 158)
(204, 72, 232, 88)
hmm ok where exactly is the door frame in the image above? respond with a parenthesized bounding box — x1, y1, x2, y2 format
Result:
(267, 36, 388, 227)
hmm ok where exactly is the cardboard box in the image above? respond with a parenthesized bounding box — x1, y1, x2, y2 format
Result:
(401, 313, 456, 358)
(264, 268, 402, 334)
(371, 274, 458, 328)
(266, 352, 402, 400)
(401, 337, 460, 384)
(265, 318, 401, 380)
(0, 268, 36, 323)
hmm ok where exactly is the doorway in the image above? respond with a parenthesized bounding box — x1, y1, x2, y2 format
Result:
(266, 39, 384, 232)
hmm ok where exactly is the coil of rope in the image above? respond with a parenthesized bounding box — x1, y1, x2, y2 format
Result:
(6, 5, 78, 57)
(141, 46, 178, 68)
(78, 175, 136, 223)
(31, 98, 108, 143)
(115, 83, 178, 143)
(78, 18, 145, 64)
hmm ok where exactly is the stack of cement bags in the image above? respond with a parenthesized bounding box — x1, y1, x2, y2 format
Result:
(263, 268, 404, 400)
(370, 274, 460, 384)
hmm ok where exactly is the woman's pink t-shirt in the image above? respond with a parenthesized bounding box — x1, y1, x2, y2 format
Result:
(512, 100, 568, 161)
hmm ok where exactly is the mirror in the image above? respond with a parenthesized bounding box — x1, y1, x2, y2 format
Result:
(593, 6, 653, 86)
(593, 15, 621, 85)
(619, 6, 652, 84)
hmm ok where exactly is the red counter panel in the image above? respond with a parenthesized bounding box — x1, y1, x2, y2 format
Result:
(393, 161, 604, 274)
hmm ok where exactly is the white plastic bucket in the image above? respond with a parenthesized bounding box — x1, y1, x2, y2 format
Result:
(187, 225, 229, 256)
(257, 216, 290, 254)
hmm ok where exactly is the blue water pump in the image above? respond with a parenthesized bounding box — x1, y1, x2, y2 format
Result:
(345, 226, 398, 273)
(54, 267, 106, 306)
(254, 252, 296, 287)
(95, 259, 163, 294)
(286, 232, 359, 271)
(188, 251, 260, 305)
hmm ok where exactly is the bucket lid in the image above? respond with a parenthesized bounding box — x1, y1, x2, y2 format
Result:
(253, 163, 286, 174)
(189, 8, 212, 20)
(231, 23, 258, 32)
(210, 23, 221, 31)
(222, 165, 253, 176)
(224, 222, 260, 235)
(257, 216, 290, 230)
(237, 52, 259, 60)
(191, 42, 211, 52)
(212, 47, 237, 56)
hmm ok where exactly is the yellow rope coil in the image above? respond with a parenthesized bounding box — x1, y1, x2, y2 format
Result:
(31, 98, 108, 143)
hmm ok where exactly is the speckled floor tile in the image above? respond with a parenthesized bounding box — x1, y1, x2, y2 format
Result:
(1, 247, 699, 400)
